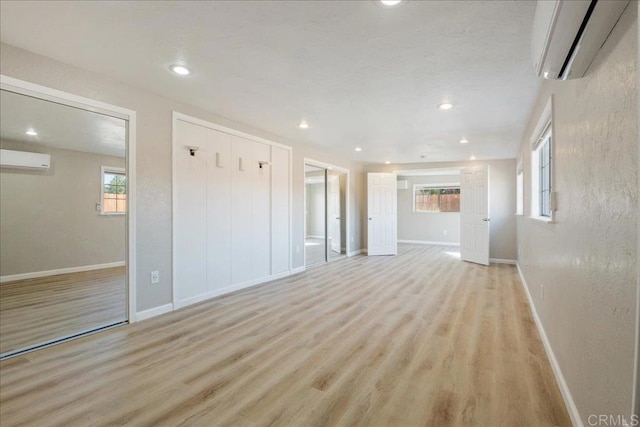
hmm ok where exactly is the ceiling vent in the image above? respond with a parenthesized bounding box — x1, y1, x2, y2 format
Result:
(0, 149, 51, 170)
(531, 0, 630, 80)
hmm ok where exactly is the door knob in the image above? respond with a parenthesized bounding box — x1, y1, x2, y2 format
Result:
(482, 218, 490, 222)
(368, 217, 372, 220)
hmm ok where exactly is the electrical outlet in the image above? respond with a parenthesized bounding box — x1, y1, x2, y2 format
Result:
(151, 270, 160, 284)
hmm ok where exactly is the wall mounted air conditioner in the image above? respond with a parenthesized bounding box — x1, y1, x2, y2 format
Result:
(531, 0, 630, 80)
(0, 149, 51, 170)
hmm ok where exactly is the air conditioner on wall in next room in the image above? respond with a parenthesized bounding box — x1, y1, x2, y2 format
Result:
(531, 0, 630, 80)
(0, 149, 51, 170)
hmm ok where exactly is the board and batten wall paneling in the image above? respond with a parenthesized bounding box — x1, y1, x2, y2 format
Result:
(174, 120, 208, 302)
(251, 141, 272, 279)
(271, 146, 290, 275)
(206, 129, 232, 292)
(231, 136, 254, 285)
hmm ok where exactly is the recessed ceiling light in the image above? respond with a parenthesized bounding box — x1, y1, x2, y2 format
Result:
(385, 160, 391, 164)
(470, 155, 476, 160)
(298, 121, 309, 129)
(170, 64, 190, 75)
(380, 0, 402, 5)
(25, 129, 38, 136)
(355, 147, 362, 152)
(460, 138, 469, 144)
(438, 103, 453, 110)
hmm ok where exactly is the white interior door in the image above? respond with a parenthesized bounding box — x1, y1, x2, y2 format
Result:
(460, 165, 490, 265)
(329, 174, 341, 253)
(367, 173, 397, 256)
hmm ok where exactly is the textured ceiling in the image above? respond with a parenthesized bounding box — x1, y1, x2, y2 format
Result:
(0, 90, 126, 158)
(0, 1, 541, 163)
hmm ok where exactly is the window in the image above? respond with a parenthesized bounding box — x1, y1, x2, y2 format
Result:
(516, 156, 524, 215)
(531, 122, 552, 220)
(101, 166, 126, 215)
(530, 97, 553, 221)
(538, 133, 552, 217)
(413, 185, 460, 213)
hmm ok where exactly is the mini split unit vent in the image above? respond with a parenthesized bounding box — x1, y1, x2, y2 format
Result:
(0, 149, 51, 170)
(531, 0, 630, 80)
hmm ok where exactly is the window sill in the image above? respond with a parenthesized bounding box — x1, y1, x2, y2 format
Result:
(530, 215, 554, 224)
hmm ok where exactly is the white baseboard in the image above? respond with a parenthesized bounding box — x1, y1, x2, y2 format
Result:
(174, 272, 293, 310)
(489, 258, 517, 265)
(0, 261, 126, 283)
(136, 303, 174, 321)
(398, 239, 460, 246)
(348, 249, 365, 256)
(290, 266, 306, 275)
(516, 263, 583, 427)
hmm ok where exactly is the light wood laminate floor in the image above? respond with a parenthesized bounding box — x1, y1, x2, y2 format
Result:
(0, 267, 126, 356)
(0, 245, 570, 426)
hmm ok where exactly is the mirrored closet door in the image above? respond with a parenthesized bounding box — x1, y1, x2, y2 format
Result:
(304, 163, 347, 267)
(0, 89, 129, 358)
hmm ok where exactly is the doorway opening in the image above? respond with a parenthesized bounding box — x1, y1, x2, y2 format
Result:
(304, 161, 348, 267)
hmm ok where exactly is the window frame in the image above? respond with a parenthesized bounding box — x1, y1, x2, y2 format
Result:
(412, 183, 461, 214)
(100, 165, 127, 216)
(529, 97, 554, 223)
(516, 155, 524, 216)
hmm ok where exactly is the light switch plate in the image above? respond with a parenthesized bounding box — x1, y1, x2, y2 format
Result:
(151, 271, 160, 284)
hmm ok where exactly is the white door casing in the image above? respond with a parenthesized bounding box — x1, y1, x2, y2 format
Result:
(367, 173, 397, 256)
(329, 173, 341, 254)
(460, 164, 490, 265)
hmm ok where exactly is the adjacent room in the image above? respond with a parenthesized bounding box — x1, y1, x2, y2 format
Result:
(0, 1, 637, 426)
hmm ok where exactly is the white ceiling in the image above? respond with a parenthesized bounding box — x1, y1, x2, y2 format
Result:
(0, 90, 126, 158)
(0, 1, 541, 164)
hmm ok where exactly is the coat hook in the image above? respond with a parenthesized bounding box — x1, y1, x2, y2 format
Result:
(187, 146, 199, 156)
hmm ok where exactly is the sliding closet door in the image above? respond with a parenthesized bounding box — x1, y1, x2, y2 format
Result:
(231, 136, 253, 285)
(206, 129, 232, 291)
(271, 146, 290, 275)
(174, 120, 208, 302)
(252, 142, 271, 279)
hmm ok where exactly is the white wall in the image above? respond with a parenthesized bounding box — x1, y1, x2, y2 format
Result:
(366, 159, 517, 260)
(0, 43, 366, 312)
(517, 5, 637, 423)
(0, 140, 125, 276)
(397, 175, 460, 244)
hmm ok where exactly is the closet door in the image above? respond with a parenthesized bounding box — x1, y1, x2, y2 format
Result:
(252, 142, 271, 279)
(174, 120, 208, 303)
(271, 146, 290, 275)
(206, 129, 232, 291)
(231, 136, 253, 285)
